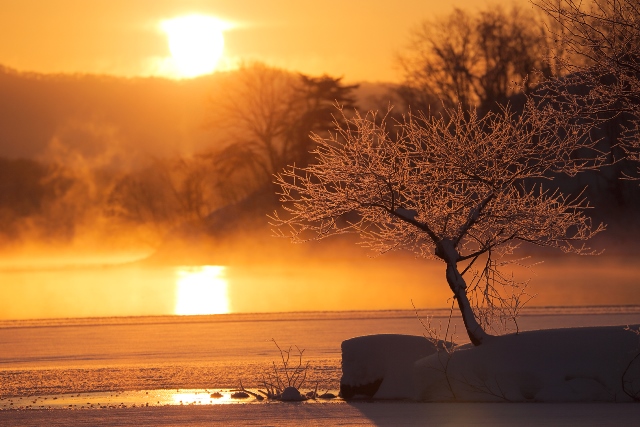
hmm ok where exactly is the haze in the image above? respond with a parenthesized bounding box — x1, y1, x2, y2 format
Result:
(0, 0, 639, 321)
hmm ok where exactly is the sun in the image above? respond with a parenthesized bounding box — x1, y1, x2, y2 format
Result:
(175, 266, 229, 315)
(160, 15, 228, 78)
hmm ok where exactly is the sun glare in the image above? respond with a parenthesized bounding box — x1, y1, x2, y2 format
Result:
(160, 15, 228, 78)
(171, 391, 233, 405)
(175, 266, 229, 315)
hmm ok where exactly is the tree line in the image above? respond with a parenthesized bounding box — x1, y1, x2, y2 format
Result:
(1, 0, 638, 258)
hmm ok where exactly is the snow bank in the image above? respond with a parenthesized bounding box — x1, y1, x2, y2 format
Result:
(340, 334, 440, 399)
(414, 325, 640, 402)
(340, 326, 640, 402)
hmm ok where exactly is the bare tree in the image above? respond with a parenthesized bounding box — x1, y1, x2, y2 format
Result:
(272, 101, 604, 346)
(397, 5, 556, 115)
(534, 0, 640, 171)
(397, 9, 478, 112)
(107, 155, 223, 243)
(208, 63, 357, 186)
(209, 64, 302, 182)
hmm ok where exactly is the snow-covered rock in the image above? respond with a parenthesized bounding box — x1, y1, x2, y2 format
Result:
(414, 325, 640, 402)
(280, 386, 306, 401)
(340, 334, 441, 399)
(340, 326, 640, 402)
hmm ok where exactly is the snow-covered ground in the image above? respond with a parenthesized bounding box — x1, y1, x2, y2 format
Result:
(2, 308, 640, 425)
(2, 402, 640, 426)
(341, 326, 640, 402)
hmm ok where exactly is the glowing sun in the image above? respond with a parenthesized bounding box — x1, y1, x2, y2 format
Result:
(175, 266, 229, 315)
(161, 15, 228, 78)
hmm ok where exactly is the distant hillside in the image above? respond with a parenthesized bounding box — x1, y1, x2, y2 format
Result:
(0, 66, 397, 249)
(0, 66, 224, 167)
(0, 66, 397, 169)
(0, 65, 637, 256)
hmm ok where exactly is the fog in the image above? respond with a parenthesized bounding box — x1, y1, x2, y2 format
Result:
(1, 66, 639, 322)
(2, 239, 640, 321)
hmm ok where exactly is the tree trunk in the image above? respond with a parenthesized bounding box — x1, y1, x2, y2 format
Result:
(445, 262, 490, 346)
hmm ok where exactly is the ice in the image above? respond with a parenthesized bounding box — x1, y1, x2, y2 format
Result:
(2, 401, 640, 426)
(2, 310, 639, 406)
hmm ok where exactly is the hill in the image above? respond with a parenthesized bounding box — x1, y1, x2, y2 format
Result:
(0, 66, 222, 166)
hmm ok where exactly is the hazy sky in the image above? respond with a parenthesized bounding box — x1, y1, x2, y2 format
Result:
(0, 0, 528, 82)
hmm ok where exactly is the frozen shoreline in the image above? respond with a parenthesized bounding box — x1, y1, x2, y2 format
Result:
(2, 402, 640, 427)
(2, 308, 640, 397)
(2, 307, 639, 426)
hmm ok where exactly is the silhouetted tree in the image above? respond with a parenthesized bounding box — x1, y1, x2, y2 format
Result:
(397, 5, 559, 115)
(208, 63, 357, 188)
(534, 0, 640, 176)
(107, 156, 222, 243)
(272, 102, 604, 345)
(0, 158, 71, 240)
(288, 74, 359, 166)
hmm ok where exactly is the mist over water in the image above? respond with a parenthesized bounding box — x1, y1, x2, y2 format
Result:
(1, 250, 639, 321)
(1, 68, 639, 323)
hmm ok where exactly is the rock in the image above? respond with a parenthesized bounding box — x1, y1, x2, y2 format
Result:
(230, 391, 249, 399)
(340, 379, 383, 399)
(280, 387, 306, 401)
(340, 334, 441, 399)
(318, 392, 336, 399)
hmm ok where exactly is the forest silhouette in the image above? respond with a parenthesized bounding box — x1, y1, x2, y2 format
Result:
(0, 3, 639, 261)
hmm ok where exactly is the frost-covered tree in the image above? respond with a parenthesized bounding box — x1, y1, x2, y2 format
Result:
(272, 101, 604, 346)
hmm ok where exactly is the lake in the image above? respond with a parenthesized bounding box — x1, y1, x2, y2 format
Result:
(1, 307, 640, 425)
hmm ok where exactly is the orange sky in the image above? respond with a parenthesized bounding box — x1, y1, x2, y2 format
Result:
(0, 0, 528, 82)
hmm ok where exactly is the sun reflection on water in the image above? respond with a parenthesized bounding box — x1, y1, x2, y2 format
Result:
(174, 266, 229, 315)
(171, 391, 232, 405)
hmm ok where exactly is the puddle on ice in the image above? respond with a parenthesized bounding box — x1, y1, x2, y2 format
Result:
(0, 388, 342, 410)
